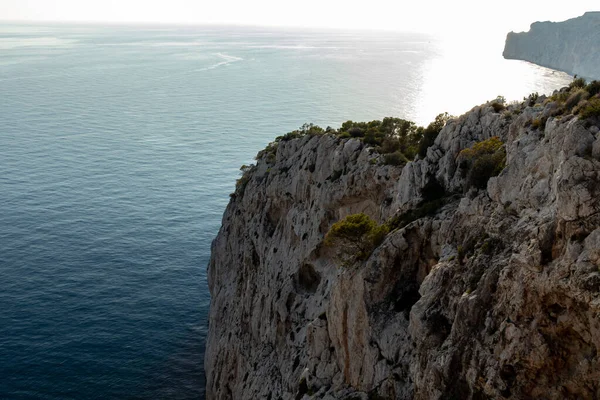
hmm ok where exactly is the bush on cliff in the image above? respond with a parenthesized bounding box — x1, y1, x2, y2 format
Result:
(579, 98, 600, 119)
(337, 115, 455, 161)
(383, 151, 409, 166)
(254, 112, 453, 171)
(232, 164, 256, 198)
(586, 81, 600, 97)
(569, 77, 587, 91)
(547, 78, 600, 118)
(325, 213, 388, 264)
(565, 88, 589, 111)
(458, 136, 506, 190)
(256, 142, 278, 164)
(525, 92, 539, 106)
(417, 112, 452, 157)
(277, 123, 325, 141)
(530, 117, 547, 130)
(491, 96, 506, 113)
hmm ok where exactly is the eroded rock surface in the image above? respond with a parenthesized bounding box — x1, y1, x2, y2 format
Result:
(205, 97, 600, 399)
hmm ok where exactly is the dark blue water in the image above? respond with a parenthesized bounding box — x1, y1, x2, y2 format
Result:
(0, 23, 571, 399)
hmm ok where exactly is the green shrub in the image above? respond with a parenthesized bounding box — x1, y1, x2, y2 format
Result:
(469, 151, 506, 188)
(278, 131, 303, 141)
(549, 79, 590, 112)
(325, 213, 389, 264)
(565, 88, 589, 110)
(491, 102, 505, 113)
(339, 120, 369, 139)
(233, 164, 256, 197)
(278, 123, 325, 141)
(586, 81, 600, 97)
(348, 127, 365, 138)
(333, 114, 452, 161)
(579, 98, 600, 119)
(418, 112, 452, 157)
(256, 142, 279, 164)
(569, 77, 587, 90)
(378, 137, 401, 154)
(551, 90, 570, 104)
(459, 136, 503, 159)
(526, 92, 539, 106)
(383, 151, 408, 166)
(258, 111, 451, 170)
(530, 117, 547, 130)
(459, 137, 506, 190)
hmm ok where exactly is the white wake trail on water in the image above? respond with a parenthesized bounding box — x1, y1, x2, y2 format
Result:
(195, 53, 243, 72)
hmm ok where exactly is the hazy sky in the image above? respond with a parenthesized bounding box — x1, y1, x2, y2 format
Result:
(1, 0, 597, 35)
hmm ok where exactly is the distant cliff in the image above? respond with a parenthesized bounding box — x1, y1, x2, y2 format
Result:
(205, 83, 600, 399)
(503, 12, 600, 80)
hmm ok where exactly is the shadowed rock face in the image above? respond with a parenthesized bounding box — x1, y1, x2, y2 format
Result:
(503, 12, 600, 80)
(205, 94, 600, 399)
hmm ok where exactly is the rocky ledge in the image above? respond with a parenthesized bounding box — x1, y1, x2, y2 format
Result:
(205, 86, 600, 399)
(503, 12, 600, 80)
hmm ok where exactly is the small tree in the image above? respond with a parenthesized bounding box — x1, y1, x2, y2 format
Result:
(324, 213, 388, 265)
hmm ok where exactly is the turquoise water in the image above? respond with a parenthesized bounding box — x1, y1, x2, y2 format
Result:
(0, 23, 571, 399)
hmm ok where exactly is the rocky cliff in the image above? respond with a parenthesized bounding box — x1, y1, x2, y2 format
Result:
(205, 89, 600, 399)
(503, 12, 600, 80)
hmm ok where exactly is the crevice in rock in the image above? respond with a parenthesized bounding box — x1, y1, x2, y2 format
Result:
(296, 263, 321, 294)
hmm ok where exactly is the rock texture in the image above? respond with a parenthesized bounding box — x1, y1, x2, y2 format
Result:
(205, 95, 600, 399)
(503, 12, 600, 80)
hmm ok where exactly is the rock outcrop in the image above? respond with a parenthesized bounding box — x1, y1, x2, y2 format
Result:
(503, 12, 600, 80)
(205, 93, 600, 399)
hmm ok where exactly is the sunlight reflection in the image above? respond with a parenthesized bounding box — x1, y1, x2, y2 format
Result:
(414, 37, 572, 124)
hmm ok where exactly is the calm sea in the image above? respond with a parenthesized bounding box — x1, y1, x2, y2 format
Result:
(0, 22, 571, 399)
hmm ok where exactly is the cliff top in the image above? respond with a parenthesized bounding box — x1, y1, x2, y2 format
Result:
(507, 11, 600, 34)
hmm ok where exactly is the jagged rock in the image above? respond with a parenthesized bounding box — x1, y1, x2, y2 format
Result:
(205, 97, 600, 399)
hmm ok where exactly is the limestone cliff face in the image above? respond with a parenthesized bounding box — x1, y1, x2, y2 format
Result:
(205, 95, 600, 399)
(503, 12, 600, 80)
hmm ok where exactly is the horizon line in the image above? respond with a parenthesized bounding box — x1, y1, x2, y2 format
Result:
(0, 18, 435, 35)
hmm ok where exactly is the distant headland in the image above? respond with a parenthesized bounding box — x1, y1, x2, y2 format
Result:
(503, 12, 600, 80)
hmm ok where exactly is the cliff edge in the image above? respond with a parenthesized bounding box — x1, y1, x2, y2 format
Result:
(205, 85, 600, 399)
(503, 12, 600, 80)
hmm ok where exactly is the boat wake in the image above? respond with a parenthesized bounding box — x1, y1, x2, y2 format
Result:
(196, 53, 243, 72)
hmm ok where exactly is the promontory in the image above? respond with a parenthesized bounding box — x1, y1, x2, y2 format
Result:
(503, 12, 600, 80)
(205, 80, 600, 399)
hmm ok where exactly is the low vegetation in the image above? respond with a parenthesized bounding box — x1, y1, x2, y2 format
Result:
(458, 136, 506, 190)
(490, 96, 506, 113)
(578, 98, 600, 119)
(241, 77, 598, 202)
(231, 164, 256, 198)
(326, 178, 453, 265)
(530, 117, 547, 130)
(324, 213, 389, 265)
(256, 113, 453, 168)
(548, 78, 600, 119)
